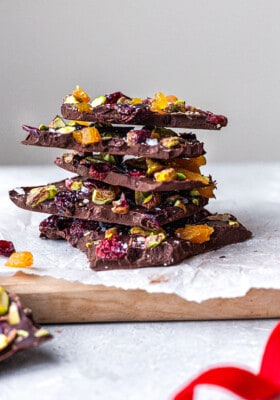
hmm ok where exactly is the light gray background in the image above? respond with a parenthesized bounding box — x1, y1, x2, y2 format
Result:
(1, 0, 279, 165)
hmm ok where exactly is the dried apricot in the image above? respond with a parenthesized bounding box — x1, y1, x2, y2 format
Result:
(171, 156, 206, 173)
(175, 225, 214, 244)
(166, 95, 178, 103)
(72, 127, 102, 145)
(72, 86, 90, 103)
(150, 92, 168, 113)
(196, 185, 216, 199)
(5, 251, 33, 268)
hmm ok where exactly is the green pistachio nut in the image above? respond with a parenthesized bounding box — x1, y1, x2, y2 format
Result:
(92, 189, 116, 205)
(145, 232, 166, 249)
(91, 95, 106, 108)
(0, 287, 9, 316)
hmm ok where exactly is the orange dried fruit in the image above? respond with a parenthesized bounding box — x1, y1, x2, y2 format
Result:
(72, 127, 102, 145)
(130, 97, 142, 105)
(171, 156, 206, 173)
(175, 225, 214, 244)
(5, 251, 33, 268)
(75, 102, 91, 112)
(196, 185, 216, 199)
(150, 92, 168, 113)
(166, 95, 178, 103)
(72, 86, 90, 103)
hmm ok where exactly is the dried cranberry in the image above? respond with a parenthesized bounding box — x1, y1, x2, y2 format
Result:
(69, 220, 98, 242)
(206, 114, 227, 126)
(54, 191, 77, 213)
(89, 163, 112, 181)
(0, 240, 16, 257)
(128, 170, 146, 178)
(39, 215, 72, 232)
(96, 235, 126, 260)
(105, 92, 130, 104)
(126, 129, 151, 145)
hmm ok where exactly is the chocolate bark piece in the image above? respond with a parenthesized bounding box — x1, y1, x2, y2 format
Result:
(9, 177, 209, 229)
(0, 287, 52, 362)
(39, 213, 252, 271)
(55, 153, 214, 193)
(21, 125, 205, 160)
(61, 102, 227, 130)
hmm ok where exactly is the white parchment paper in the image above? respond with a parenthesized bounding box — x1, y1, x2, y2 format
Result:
(1, 164, 279, 302)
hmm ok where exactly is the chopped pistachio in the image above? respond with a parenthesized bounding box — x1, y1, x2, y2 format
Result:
(49, 115, 66, 130)
(154, 168, 177, 182)
(26, 185, 58, 208)
(177, 172, 186, 180)
(92, 189, 116, 205)
(8, 302, 20, 325)
(91, 95, 106, 107)
(161, 137, 181, 149)
(0, 334, 9, 351)
(38, 124, 49, 131)
(34, 328, 50, 338)
(0, 287, 9, 316)
(70, 181, 83, 191)
(145, 232, 166, 249)
(57, 126, 76, 134)
(16, 329, 29, 338)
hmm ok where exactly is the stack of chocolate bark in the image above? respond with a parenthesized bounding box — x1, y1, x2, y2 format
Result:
(9, 87, 251, 270)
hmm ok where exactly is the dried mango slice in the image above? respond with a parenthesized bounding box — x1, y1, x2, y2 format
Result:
(72, 127, 101, 145)
(72, 85, 90, 103)
(5, 251, 33, 268)
(171, 155, 206, 173)
(175, 224, 214, 244)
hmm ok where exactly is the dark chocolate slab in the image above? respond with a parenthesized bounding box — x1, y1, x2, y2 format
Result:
(55, 153, 214, 193)
(21, 125, 205, 160)
(61, 102, 227, 130)
(39, 212, 251, 271)
(9, 177, 209, 229)
(0, 287, 52, 362)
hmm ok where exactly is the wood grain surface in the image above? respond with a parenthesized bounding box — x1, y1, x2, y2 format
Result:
(1, 272, 279, 323)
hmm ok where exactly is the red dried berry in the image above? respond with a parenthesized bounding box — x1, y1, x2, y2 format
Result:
(89, 163, 112, 181)
(206, 114, 227, 126)
(0, 240, 16, 257)
(95, 235, 126, 260)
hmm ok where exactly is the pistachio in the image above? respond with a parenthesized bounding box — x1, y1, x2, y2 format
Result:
(177, 172, 186, 180)
(146, 158, 164, 176)
(49, 115, 66, 130)
(100, 153, 117, 165)
(0, 286, 9, 315)
(16, 330, 29, 338)
(135, 191, 160, 208)
(57, 126, 76, 134)
(192, 198, 199, 205)
(105, 227, 118, 238)
(154, 168, 177, 182)
(70, 181, 83, 191)
(63, 94, 80, 104)
(229, 220, 239, 227)
(38, 124, 49, 131)
(161, 137, 181, 149)
(8, 302, 20, 325)
(34, 328, 50, 338)
(112, 193, 130, 214)
(145, 232, 166, 249)
(174, 199, 187, 213)
(189, 189, 200, 197)
(130, 226, 151, 237)
(91, 95, 107, 107)
(152, 127, 177, 138)
(0, 334, 9, 351)
(26, 185, 58, 208)
(92, 189, 116, 205)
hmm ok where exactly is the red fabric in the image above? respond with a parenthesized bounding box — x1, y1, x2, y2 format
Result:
(173, 322, 280, 400)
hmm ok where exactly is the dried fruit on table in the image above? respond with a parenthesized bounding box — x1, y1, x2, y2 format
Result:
(175, 225, 214, 244)
(5, 251, 34, 268)
(72, 127, 102, 145)
(0, 240, 16, 257)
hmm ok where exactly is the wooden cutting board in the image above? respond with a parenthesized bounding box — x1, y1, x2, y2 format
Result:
(1, 272, 280, 323)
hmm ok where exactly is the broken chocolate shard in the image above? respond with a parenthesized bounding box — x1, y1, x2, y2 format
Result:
(9, 177, 209, 230)
(55, 153, 215, 193)
(21, 125, 205, 160)
(39, 212, 251, 271)
(0, 287, 52, 362)
(61, 102, 227, 130)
